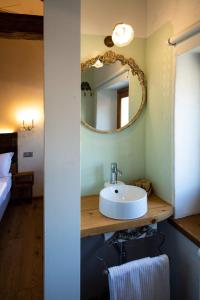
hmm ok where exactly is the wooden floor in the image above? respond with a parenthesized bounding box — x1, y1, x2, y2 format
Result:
(0, 198, 43, 300)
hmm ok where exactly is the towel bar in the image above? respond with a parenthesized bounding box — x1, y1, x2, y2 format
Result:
(96, 225, 166, 275)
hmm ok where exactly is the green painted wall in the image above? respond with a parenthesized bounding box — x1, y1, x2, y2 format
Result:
(81, 28, 175, 203)
(145, 23, 174, 203)
(81, 35, 146, 195)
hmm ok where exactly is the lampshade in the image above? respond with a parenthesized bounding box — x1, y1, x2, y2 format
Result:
(112, 23, 134, 47)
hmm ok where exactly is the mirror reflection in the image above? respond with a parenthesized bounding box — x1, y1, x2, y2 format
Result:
(81, 58, 144, 132)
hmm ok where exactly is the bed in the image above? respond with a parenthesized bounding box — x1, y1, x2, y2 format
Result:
(0, 132, 18, 221)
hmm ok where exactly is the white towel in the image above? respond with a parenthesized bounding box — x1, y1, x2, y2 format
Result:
(108, 254, 170, 300)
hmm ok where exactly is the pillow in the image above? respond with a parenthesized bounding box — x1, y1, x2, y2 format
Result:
(0, 152, 14, 177)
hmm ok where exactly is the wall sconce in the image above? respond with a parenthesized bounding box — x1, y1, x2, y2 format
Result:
(17, 109, 38, 132)
(22, 119, 34, 131)
(93, 59, 104, 68)
(104, 23, 134, 48)
(81, 81, 93, 96)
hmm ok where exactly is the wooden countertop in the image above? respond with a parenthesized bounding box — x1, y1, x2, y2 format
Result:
(81, 194, 173, 238)
(169, 214, 200, 248)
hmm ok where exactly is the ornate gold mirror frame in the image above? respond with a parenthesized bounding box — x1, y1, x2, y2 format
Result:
(81, 51, 146, 134)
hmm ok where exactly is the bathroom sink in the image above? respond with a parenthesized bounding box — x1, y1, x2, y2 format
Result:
(99, 185, 147, 220)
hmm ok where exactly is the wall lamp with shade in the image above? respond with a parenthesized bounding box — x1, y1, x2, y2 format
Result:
(17, 109, 38, 132)
(93, 59, 104, 68)
(104, 23, 134, 48)
(81, 81, 93, 96)
(22, 119, 34, 131)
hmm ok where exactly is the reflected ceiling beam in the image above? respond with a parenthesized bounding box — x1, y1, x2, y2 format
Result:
(0, 12, 43, 40)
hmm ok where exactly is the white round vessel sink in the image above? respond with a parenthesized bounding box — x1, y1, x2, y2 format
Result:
(99, 185, 148, 220)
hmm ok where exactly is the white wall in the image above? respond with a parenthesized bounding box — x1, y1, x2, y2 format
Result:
(0, 39, 44, 197)
(93, 62, 128, 88)
(44, 0, 80, 299)
(174, 51, 200, 218)
(96, 89, 117, 130)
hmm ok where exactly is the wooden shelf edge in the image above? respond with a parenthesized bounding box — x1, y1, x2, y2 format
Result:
(168, 217, 200, 248)
(81, 194, 173, 238)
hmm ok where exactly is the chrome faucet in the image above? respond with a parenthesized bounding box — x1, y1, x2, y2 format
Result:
(110, 162, 122, 184)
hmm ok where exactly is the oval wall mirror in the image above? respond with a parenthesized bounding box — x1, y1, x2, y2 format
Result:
(81, 51, 146, 133)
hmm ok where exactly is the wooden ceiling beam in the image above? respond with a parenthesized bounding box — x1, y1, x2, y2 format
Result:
(0, 12, 43, 40)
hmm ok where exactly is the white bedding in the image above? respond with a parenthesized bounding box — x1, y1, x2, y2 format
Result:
(0, 175, 12, 205)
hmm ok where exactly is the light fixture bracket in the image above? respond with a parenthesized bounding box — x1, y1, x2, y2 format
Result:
(104, 36, 114, 48)
(21, 120, 34, 131)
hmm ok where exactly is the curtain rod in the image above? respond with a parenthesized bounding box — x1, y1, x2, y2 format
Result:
(168, 21, 200, 46)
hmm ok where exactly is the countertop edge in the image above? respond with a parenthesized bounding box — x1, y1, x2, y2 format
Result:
(81, 194, 173, 238)
(82, 209, 173, 238)
(169, 216, 200, 248)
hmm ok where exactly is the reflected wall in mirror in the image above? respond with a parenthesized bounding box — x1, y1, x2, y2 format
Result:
(81, 51, 146, 133)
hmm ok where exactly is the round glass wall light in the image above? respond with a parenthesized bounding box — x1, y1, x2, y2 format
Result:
(93, 59, 104, 68)
(112, 23, 134, 47)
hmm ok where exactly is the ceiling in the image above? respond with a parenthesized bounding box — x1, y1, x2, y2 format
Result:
(1, 0, 200, 38)
(0, 0, 43, 15)
(0, 0, 146, 37)
(81, 0, 146, 37)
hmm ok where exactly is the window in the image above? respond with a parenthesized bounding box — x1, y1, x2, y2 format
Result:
(117, 87, 129, 128)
